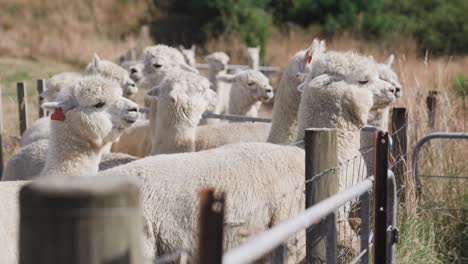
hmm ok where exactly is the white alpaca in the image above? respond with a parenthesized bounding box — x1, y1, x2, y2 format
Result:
(84, 53, 138, 98)
(3, 75, 140, 181)
(247, 46, 260, 70)
(111, 44, 198, 157)
(0, 56, 397, 263)
(147, 69, 217, 155)
(205, 52, 231, 117)
(20, 54, 139, 147)
(179, 44, 196, 67)
(217, 70, 273, 118)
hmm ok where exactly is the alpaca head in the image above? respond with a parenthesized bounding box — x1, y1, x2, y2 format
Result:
(43, 72, 82, 102)
(179, 45, 196, 67)
(286, 39, 326, 86)
(42, 75, 140, 148)
(85, 53, 138, 98)
(129, 62, 144, 84)
(146, 69, 216, 127)
(378, 54, 402, 98)
(205, 52, 230, 72)
(217, 70, 274, 103)
(142, 44, 198, 86)
(297, 75, 375, 132)
(303, 51, 398, 110)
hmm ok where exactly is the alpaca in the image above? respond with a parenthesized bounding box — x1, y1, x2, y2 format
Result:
(217, 70, 274, 118)
(204, 52, 231, 120)
(20, 54, 139, 147)
(111, 44, 198, 157)
(147, 68, 216, 155)
(3, 75, 140, 181)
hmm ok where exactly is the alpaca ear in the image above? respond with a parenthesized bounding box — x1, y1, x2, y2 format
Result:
(191, 44, 196, 52)
(216, 73, 237, 83)
(180, 63, 198, 74)
(383, 54, 395, 66)
(41, 102, 60, 112)
(146, 84, 162, 97)
(92, 53, 101, 69)
(178, 45, 184, 51)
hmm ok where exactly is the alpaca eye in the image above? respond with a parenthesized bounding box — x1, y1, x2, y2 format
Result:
(247, 82, 254, 86)
(153, 64, 162, 69)
(94, 102, 105, 108)
(358, 80, 369, 85)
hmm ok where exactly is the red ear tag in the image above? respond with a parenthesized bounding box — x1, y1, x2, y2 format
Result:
(51, 107, 65, 121)
(303, 53, 313, 64)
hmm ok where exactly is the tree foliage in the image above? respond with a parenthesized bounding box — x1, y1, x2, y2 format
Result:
(161, 0, 468, 55)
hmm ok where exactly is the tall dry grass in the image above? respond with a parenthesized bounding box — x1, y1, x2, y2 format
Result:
(0, 0, 148, 65)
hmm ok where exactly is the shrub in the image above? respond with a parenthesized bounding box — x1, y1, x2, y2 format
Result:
(452, 74, 468, 100)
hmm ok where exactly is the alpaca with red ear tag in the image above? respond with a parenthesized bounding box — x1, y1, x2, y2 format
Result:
(3, 75, 140, 181)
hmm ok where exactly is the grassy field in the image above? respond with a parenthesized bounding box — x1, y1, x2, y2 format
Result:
(0, 33, 467, 262)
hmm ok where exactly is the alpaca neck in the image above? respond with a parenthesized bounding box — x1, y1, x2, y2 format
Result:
(368, 107, 389, 130)
(267, 70, 303, 144)
(151, 110, 197, 155)
(208, 68, 227, 92)
(228, 85, 259, 116)
(41, 123, 103, 178)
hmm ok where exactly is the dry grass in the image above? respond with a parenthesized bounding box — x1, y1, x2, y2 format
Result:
(0, 0, 148, 65)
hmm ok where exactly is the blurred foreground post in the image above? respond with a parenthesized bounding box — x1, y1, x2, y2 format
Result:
(305, 128, 338, 264)
(19, 176, 142, 264)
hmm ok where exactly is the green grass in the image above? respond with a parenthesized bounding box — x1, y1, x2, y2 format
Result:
(0, 58, 77, 97)
(452, 73, 468, 100)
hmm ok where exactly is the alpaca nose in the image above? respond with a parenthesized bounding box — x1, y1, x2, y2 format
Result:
(389, 87, 395, 94)
(130, 68, 137, 74)
(265, 88, 272, 93)
(395, 87, 401, 94)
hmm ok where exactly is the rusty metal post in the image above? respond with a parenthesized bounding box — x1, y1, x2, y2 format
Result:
(198, 188, 225, 264)
(373, 131, 389, 264)
(391, 107, 408, 195)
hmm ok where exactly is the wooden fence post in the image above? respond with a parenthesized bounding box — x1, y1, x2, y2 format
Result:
(305, 128, 338, 264)
(19, 176, 142, 264)
(198, 188, 225, 264)
(426, 90, 437, 129)
(37, 79, 46, 118)
(0, 85, 3, 180)
(391, 107, 408, 195)
(373, 131, 389, 264)
(17, 82, 28, 135)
